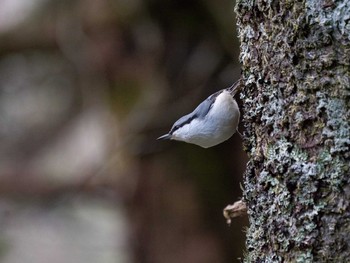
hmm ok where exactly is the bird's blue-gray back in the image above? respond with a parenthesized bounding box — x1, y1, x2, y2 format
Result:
(169, 91, 221, 134)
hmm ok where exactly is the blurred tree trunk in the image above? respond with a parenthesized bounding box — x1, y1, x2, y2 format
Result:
(235, 0, 350, 262)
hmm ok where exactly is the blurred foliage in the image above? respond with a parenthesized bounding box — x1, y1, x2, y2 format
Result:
(0, 0, 247, 262)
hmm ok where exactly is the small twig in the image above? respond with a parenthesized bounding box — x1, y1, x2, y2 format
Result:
(223, 199, 247, 225)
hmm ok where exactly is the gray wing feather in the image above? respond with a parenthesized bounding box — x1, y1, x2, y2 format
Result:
(169, 91, 220, 134)
(168, 79, 241, 134)
(192, 92, 219, 118)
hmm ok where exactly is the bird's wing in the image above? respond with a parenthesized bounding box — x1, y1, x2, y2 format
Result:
(169, 91, 220, 134)
(192, 91, 220, 119)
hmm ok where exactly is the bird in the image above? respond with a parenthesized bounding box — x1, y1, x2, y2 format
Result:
(157, 80, 242, 148)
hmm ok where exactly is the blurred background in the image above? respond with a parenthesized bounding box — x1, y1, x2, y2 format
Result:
(0, 0, 247, 262)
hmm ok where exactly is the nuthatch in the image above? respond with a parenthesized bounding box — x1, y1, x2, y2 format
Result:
(158, 80, 242, 148)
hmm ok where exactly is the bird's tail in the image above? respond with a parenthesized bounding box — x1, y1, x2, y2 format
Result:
(227, 78, 242, 96)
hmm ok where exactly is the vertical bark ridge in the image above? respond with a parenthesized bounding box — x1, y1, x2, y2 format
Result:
(235, 0, 350, 261)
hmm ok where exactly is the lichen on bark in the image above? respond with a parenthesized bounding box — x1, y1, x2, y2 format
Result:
(235, 0, 350, 262)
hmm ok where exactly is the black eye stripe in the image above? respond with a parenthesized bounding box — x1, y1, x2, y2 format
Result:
(170, 115, 197, 134)
(168, 90, 222, 135)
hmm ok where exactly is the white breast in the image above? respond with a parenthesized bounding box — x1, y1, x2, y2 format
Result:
(173, 90, 240, 148)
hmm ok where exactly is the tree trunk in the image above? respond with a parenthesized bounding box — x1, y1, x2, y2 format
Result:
(235, 0, 350, 261)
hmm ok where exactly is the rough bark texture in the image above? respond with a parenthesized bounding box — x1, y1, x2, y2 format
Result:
(235, 0, 350, 262)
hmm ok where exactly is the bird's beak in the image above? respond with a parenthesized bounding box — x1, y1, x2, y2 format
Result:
(157, 134, 171, 140)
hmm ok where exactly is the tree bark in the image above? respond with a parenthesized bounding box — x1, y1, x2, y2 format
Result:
(235, 0, 350, 261)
